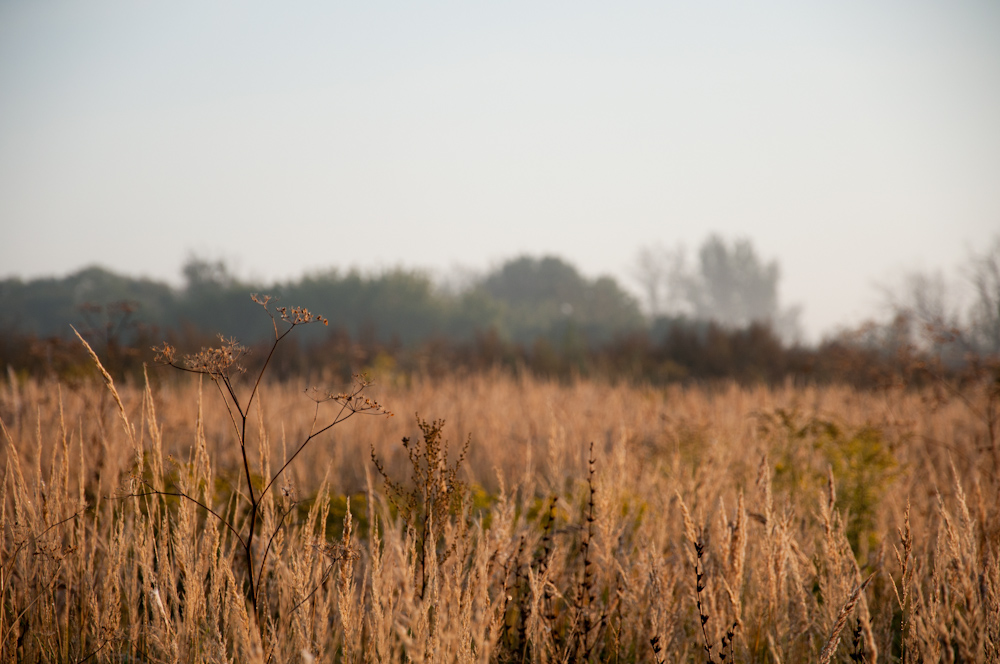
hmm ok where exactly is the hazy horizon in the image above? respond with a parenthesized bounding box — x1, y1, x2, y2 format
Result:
(3, 1, 998, 342)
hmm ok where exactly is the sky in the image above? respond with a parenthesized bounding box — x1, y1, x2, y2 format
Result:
(1, 1, 998, 341)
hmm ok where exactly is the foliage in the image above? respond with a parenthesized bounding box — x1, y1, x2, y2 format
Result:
(476, 255, 645, 344)
(0, 265, 175, 338)
(5, 242, 1000, 388)
(757, 408, 899, 557)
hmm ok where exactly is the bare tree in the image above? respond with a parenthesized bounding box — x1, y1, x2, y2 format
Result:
(633, 235, 802, 342)
(967, 235, 1000, 355)
(882, 269, 959, 329)
(874, 237, 1000, 361)
(631, 242, 690, 317)
(690, 235, 781, 328)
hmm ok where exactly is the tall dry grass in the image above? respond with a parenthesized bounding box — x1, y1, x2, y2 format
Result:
(1, 365, 998, 662)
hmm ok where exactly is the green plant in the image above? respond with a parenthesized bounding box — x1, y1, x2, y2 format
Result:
(759, 408, 898, 556)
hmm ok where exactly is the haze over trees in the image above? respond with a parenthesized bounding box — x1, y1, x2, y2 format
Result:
(969, 236, 1000, 355)
(474, 256, 644, 344)
(872, 235, 1000, 362)
(633, 234, 802, 342)
(4, 234, 806, 343)
(2, 235, 998, 384)
(0, 252, 647, 348)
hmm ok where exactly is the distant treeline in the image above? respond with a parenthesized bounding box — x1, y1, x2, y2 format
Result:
(1, 249, 995, 386)
(1, 255, 645, 346)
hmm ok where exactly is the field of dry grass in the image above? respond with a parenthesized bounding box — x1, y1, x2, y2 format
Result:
(2, 362, 998, 662)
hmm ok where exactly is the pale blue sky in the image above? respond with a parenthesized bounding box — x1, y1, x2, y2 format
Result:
(2, 1, 998, 340)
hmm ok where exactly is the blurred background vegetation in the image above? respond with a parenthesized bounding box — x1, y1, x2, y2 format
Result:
(2, 234, 997, 386)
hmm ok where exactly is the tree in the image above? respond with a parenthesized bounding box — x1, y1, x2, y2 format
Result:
(870, 237, 1000, 363)
(182, 255, 236, 292)
(477, 256, 644, 344)
(881, 269, 959, 330)
(690, 235, 780, 328)
(631, 243, 690, 318)
(0, 266, 175, 338)
(967, 235, 1000, 355)
(633, 235, 801, 341)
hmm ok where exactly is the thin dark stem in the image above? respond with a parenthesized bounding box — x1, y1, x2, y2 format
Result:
(253, 501, 298, 606)
(162, 362, 205, 376)
(420, 495, 430, 600)
(150, 300, 364, 640)
(242, 423, 258, 615)
(240, 412, 257, 507)
(260, 378, 377, 498)
(211, 378, 243, 445)
(288, 562, 337, 615)
(0, 507, 86, 598)
(693, 534, 716, 664)
(246, 328, 293, 415)
(73, 634, 112, 664)
(259, 407, 359, 499)
(220, 373, 245, 421)
(128, 489, 246, 548)
(234, 334, 293, 622)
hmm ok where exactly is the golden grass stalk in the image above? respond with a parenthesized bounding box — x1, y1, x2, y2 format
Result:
(818, 571, 876, 664)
